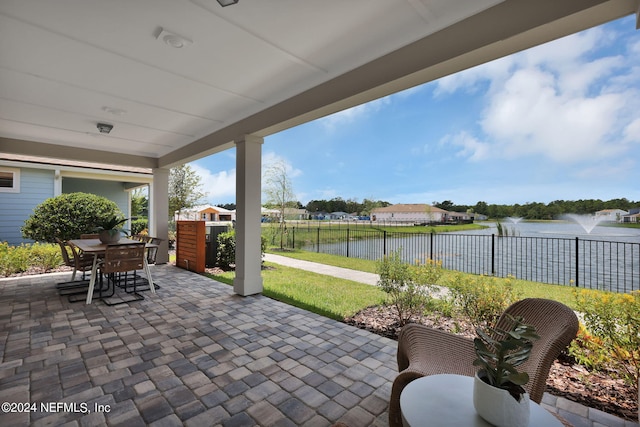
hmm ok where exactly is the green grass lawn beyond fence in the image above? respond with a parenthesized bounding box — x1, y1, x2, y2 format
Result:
(206, 248, 612, 321)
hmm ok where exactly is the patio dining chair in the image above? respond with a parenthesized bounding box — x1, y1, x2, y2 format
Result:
(55, 238, 94, 289)
(96, 242, 147, 305)
(388, 298, 579, 427)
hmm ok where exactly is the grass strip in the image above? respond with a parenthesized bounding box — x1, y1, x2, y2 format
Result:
(206, 261, 386, 320)
(264, 249, 611, 310)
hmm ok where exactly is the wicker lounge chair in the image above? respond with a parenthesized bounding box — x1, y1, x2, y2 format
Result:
(389, 298, 579, 427)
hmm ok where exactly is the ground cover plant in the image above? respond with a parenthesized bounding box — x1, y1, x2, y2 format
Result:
(0, 242, 63, 277)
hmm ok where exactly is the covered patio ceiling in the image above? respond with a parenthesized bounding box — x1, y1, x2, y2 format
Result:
(1, 0, 638, 168)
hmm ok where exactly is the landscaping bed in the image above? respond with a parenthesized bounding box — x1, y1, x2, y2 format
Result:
(345, 305, 638, 422)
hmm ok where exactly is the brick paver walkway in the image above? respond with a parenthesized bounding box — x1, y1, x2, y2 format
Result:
(0, 265, 396, 426)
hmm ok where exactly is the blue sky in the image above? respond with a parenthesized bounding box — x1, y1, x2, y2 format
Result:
(192, 15, 640, 207)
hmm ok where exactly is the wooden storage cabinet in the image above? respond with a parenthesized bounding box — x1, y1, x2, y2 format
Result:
(176, 221, 206, 273)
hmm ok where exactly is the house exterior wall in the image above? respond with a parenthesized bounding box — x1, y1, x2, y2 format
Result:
(373, 211, 445, 222)
(0, 167, 55, 245)
(1, 172, 136, 246)
(63, 178, 130, 217)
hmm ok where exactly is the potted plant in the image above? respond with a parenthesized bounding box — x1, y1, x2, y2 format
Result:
(472, 314, 540, 427)
(95, 215, 127, 244)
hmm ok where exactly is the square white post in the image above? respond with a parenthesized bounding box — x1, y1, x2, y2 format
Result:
(234, 135, 264, 296)
(150, 167, 170, 264)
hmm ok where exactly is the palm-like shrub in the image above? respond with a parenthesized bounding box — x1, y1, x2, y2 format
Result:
(22, 192, 123, 242)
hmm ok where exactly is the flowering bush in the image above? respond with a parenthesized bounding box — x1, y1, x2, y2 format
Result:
(574, 289, 640, 395)
(447, 273, 521, 328)
(0, 242, 63, 277)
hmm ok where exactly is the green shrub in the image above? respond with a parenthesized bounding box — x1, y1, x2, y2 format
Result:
(130, 218, 148, 236)
(0, 242, 63, 277)
(216, 231, 236, 270)
(376, 250, 440, 326)
(574, 290, 640, 394)
(0, 242, 30, 276)
(447, 273, 520, 329)
(215, 230, 266, 270)
(568, 324, 613, 371)
(22, 192, 122, 242)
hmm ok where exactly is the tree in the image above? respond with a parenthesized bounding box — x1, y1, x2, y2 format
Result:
(131, 187, 148, 218)
(22, 193, 122, 242)
(169, 164, 207, 220)
(263, 160, 296, 249)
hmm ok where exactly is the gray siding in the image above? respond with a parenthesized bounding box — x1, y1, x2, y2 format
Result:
(1, 173, 131, 246)
(63, 178, 129, 215)
(0, 168, 54, 245)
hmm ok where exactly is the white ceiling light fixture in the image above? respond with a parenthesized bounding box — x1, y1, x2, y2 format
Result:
(217, 0, 239, 7)
(156, 28, 193, 48)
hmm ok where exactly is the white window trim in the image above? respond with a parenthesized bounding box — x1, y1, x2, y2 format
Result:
(0, 167, 20, 193)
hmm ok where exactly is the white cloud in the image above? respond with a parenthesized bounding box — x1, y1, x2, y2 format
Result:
(190, 163, 236, 203)
(436, 24, 638, 165)
(262, 151, 302, 178)
(318, 96, 391, 131)
(440, 131, 489, 162)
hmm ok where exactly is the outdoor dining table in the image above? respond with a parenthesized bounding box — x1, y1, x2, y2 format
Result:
(68, 238, 157, 304)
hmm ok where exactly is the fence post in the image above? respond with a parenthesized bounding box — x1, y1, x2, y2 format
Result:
(383, 230, 387, 256)
(430, 232, 434, 261)
(575, 237, 579, 287)
(491, 234, 495, 276)
(292, 227, 295, 250)
(346, 228, 350, 258)
(317, 227, 320, 253)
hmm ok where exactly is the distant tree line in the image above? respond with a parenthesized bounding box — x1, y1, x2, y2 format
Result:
(432, 198, 639, 220)
(305, 198, 391, 216)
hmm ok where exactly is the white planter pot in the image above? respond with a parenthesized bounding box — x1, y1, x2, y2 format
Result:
(473, 373, 530, 427)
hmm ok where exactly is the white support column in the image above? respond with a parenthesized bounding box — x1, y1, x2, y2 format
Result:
(234, 135, 264, 296)
(150, 168, 170, 264)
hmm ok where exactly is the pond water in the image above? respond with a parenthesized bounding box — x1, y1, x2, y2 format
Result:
(464, 221, 640, 243)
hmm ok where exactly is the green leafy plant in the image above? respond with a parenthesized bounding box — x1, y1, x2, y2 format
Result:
(22, 192, 123, 242)
(94, 215, 128, 237)
(0, 242, 63, 277)
(574, 289, 640, 396)
(376, 249, 440, 326)
(473, 314, 540, 400)
(448, 273, 520, 329)
(215, 230, 267, 271)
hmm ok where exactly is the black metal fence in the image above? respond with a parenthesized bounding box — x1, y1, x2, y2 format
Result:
(286, 227, 639, 293)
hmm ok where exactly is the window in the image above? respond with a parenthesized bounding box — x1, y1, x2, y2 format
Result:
(0, 167, 20, 193)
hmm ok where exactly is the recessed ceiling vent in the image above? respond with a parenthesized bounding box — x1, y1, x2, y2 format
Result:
(97, 123, 113, 134)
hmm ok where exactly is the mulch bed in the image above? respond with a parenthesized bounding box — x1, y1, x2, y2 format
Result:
(345, 305, 639, 422)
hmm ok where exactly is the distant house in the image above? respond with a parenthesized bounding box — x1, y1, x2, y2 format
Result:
(370, 204, 450, 223)
(595, 209, 628, 222)
(284, 208, 308, 220)
(175, 205, 235, 222)
(329, 211, 350, 220)
(0, 153, 152, 245)
(622, 208, 640, 223)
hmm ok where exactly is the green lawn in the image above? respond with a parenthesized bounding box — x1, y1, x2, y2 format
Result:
(204, 249, 608, 320)
(206, 262, 386, 321)
(263, 249, 609, 309)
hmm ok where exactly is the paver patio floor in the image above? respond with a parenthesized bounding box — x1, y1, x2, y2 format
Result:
(0, 265, 396, 427)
